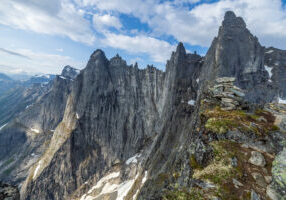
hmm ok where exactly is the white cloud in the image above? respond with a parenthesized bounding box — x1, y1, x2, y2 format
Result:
(0, 48, 84, 75)
(93, 14, 122, 31)
(0, 0, 95, 45)
(1, 0, 286, 68)
(102, 33, 175, 63)
(78, 0, 286, 49)
(188, 0, 286, 48)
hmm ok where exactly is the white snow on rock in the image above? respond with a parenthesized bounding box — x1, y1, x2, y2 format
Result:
(25, 105, 31, 109)
(44, 74, 51, 79)
(59, 76, 66, 80)
(117, 178, 137, 200)
(33, 160, 42, 179)
(80, 171, 137, 200)
(133, 171, 148, 200)
(0, 123, 7, 131)
(278, 96, 286, 104)
(126, 154, 140, 165)
(265, 50, 274, 54)
(188, 100, 196, 106)
(196, 78, 199, 83)
(83, 172, 120, 197)
(76, 113, 80, 119)
(264, 65, 273, 81)
(31, 128, 40, 133)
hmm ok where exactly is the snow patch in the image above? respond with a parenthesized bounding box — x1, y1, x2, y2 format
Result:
(31, 128, 40, 133)
(133, 171, 148, 200)
(188, 100, 196, 106)
(33, 160, 42, 179)
(87, 172, 120, 194)
(196, 78, 199, 83)
(117, 178, 137, 200)
(76, 113, 79, 119)
(126, 154, 140, 165)
(59, 76, 66, 80)
(265, 50, 274, 54)
(0, 123, 7, 131)
(43, 74, 51, 79)
(278, 96, 286, 104)
(264, 65, 273, 81)
(80, 170, 139, 200)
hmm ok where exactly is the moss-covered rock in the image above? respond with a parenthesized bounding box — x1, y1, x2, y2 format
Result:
(271, 148, 286, 199)
(163, 188, 204, 200)
(202, 106, 279, 135)
(191, 140, 274, 200)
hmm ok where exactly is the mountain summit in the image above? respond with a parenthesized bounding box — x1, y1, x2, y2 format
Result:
(0, 11, 286, 200)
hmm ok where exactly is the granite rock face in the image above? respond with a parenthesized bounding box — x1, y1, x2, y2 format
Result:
(1, 11, 286, 200)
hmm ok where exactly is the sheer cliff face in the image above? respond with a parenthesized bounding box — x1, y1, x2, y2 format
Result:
(4, 11, 286, 200)
(22, 51, 169, 199)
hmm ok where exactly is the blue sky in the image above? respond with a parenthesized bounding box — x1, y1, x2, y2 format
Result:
(0, 0, 286, 75)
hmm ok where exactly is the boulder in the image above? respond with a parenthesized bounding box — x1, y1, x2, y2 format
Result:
(251, 172, 267, 187)
(248, 151, 266, 167)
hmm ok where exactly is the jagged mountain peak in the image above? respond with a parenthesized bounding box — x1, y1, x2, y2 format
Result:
(110, 53, 127, 66)
(175, 42, 186, 55)
(90, 49, 106, 60)
(61, 65, 80, 79)
(222, 10, 246, 29)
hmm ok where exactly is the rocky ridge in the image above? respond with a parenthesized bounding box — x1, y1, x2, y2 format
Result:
(0, 11, 285, 200)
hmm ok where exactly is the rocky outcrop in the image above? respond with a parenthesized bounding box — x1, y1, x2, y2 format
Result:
(270, 148, 286, 199)
(209, 77, 245, 110)
(0, 182, 20, 200)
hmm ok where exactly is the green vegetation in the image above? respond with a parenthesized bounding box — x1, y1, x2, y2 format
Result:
(192, 140, 247, 199)
(202, 106, 279, 135)
(189, 155, 202, 170)
(163, 188, 204, 200)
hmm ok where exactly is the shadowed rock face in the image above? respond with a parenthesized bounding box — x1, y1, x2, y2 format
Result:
(264, 47, 286, 99)
(1, 11, 286, 200)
